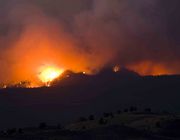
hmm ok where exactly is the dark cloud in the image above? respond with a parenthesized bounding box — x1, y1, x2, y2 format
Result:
(73, 0, 180, 65)
(0, 0, 180, 83)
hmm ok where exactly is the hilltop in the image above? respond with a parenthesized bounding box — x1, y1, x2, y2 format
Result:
(0, 67, 179, 130)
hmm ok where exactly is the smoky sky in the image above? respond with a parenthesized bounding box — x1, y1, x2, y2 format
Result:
(0, 0, 180, 83)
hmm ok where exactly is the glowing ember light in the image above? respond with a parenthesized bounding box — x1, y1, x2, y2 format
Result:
(38, 66, 64, 85)
(113, 65, 120, 72)
(127, 61, 173, 76)
(3, 85, 7, 89)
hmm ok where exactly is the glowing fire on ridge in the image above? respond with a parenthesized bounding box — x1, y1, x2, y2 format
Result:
(113, 65, 120, 72)
(38, 66, 64, 84)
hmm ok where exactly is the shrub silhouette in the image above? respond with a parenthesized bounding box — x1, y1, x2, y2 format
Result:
(117, 110, 121, 114)
(39, 122, 47, 129)
(6, 128, 16, 135)
(89, 115, 95, 121)
(156, 121, 161, 128)
(57, 124, 62, 129)
(82, 126, 86, 130)
(99, 118, 107, 125)
(144, 108, 152, 113)
(110, 112, 114, 118)
(124, 109, 129, 112)
(78, 117, 87, 122)
(18, 128, 23, 134)
(103, 112, 110, 118)
(103, 112, 114, 118)
(129, 106, 137, 112)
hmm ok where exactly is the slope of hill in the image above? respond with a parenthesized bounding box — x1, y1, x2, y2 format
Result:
(0, 68, 179, 130)
(1, 112, 180, 140)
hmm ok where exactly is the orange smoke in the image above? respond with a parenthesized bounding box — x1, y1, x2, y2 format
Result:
(0, 2, 179, 88)
(0, 13, 113, 87)
(0, 22, 179, 87)
(3, 23, 83, 85)
(127, 61, 175, 76)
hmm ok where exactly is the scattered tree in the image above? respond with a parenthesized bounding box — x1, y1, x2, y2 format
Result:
(129, 106, 137, 112)
(82, 126, 86, 130)
(124, 109, 129, 113)
(156, 121, 161, 128)
(89, 115, 95, 121)
(39, 122, 47, 129)
(110, 112, 114, 118)
(144, 108, 152, 113)
(6, 128, 16, 135)
(57, 124, 62, 129)
(103, 112, 110, 118)
(117, 110, 121, 114)
(78, 117, 87, 122)
(99, 118, 107, 125)
(18, 128, 23, 134)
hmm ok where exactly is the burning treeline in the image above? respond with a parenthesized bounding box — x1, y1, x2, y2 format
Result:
(0, 0, 179, 86)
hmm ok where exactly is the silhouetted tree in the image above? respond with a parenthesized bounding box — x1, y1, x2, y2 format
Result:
(6, 128, 16, 135)
(18, 128, 23, 134)
(144, 108, 152, 113)
(129, 106, 137, 112)
(89, 115, 95, 121)
(103, 112, 110, 118)
(124, 109, 129, 112)
(0, 131, 5, 136)
(57, 124, 62, 129)
(78, 117, 87, 122)
(99, 118, 107, 125)
(156, 121, 161, 128)
(39, 122, 47, 129)
(117, 110, 121, 114)
(103, 112, 114, 118)
(162, 110, 170, 114)
(82, 126, 86, 130)
(110, 112, 114, 118)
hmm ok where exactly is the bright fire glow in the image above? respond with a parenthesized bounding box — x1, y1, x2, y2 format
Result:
(113, 65, 120, 72)
(127, 61, 173, 76)
(38, 66, 64, 84)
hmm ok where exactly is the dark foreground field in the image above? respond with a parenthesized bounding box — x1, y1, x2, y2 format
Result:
(0, 68, 180, 139)
(1, 111, 180, 140)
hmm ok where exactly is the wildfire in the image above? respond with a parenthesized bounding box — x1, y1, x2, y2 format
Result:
(38, 66, 64, 86)
(127, 61, 173, 76)
(113, 65, 120, 72)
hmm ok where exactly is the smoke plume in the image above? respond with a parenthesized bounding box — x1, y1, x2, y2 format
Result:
(0, 0, 179, 85)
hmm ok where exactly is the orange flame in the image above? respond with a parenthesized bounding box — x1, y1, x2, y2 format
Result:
(38, 66, 64, 83)
(36, 65, 64, 87)
(127, 61, 174, 76)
